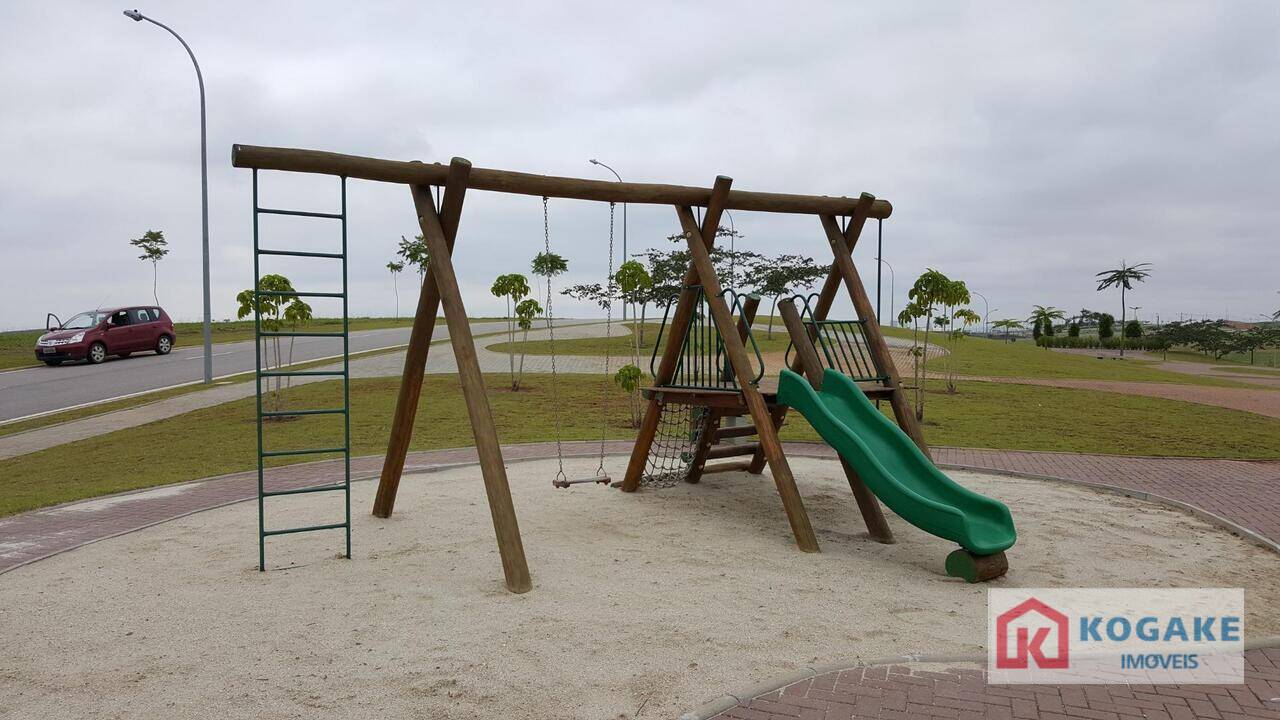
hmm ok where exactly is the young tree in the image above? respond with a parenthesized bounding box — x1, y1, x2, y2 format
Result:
(397, 234, 430, 283)
(386, 260, 405, 318)
(1028, 306, 1065, 345)
(991, 318, 1023, 343)
(897, 269, 972, 419)
(130, 229, 169, 305)
(614, 260, 652, 370)
(943, 308, 981, 392)
(1067, 323, 1081, 338)
(235, 274, 312, 414)
(491, 273, 531, 390)
(748, 254, 831, 338)
(531, 252, 569, 333)
(613, 364, 644, 428)
(1098, 313, 1116, 340)
(1124, 319, 1143, 339)
(1030, 317, 1043, 341)
(1095, 261, 1152, 357)
(513, 298, 542, 390)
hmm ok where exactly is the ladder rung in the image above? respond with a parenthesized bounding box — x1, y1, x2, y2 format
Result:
(262, 521, 348, 537)
(706, 442, 760, 460)
(255, 290, 345, 298)
(259, 330, 345, 338)
(714, 425, 758, 440)
(262, 482, 348, 498)
(700, 460, 754, 475)
(259, 370, 345, 378)
(257, 248, 344, 259)
(261, 408, 346, 418)
(262, 446, 348, 458)
(256, 207, 343, 220)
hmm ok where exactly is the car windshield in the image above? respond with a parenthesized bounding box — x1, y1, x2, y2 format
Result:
(61, 311, 106, 330)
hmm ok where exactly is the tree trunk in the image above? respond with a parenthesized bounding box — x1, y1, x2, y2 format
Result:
(517, 326, 528, 391)
(507, 298, 516, 391)
(1119, 285, 1126, 357)
(638, 303, 647, 346)
(152, 262, 159, 306)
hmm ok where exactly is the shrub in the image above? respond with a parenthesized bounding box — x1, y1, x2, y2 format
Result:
(1067, 323, 1080, 337)
(1098, 313, 1115, 339)
(1124, 320, 1143, 338)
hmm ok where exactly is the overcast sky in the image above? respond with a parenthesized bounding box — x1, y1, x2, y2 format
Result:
(2, 1, 1277, 332)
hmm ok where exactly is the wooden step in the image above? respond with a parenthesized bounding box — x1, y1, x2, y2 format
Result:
(713, 424, 758, 441)
(699, 460, 754, 475)
(706, 442, 760, 460)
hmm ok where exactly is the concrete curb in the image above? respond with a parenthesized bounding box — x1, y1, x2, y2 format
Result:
(679, 636, 1280, 720)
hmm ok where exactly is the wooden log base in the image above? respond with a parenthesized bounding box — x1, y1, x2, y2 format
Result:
(944, 549, 1009, 583)
(714, 424, 759, 441)
(552, 474, 612, 489)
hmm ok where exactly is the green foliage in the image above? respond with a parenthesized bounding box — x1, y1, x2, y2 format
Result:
(1031, 318, 1043, 341)
(1067, 323, 1080, 337)
(515, 298, 542, 331)
(1028, 306, 1065, 339)
(235, 274, 311, 331)
(613, 363, 643, 393)
(1124, 320, 1143, 338)
(397, 234, 430, 278)
(130, 229, 169, 262)
(991, 318, 1023, 342)
(898, 268, 976, 408)
(1036, 335, 1169, 351)
(1098, 313, 1115, 339)
(1095, 261, 1151, 356)
(385, 261, 404, 274)
(531, 252, 568, 277)
(614, 260, 652, 297)
(492, 273, 533, 390)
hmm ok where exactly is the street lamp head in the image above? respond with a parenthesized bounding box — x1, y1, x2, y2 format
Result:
(588, 159, 599, 165)
(123, 9, 144, 21)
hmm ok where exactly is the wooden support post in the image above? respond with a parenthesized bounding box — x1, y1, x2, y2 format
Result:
(409, 161, 532, 594)
(683, 410, 719, 484)
(676, 203, 820, 553)
(820, 210, 931, 459)
(373, 160, 469, 518)
(621, 177, 733, 492)
(779, 299, 894, 544)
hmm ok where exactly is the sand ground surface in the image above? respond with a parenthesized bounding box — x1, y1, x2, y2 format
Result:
(2, 457, 1277, 720)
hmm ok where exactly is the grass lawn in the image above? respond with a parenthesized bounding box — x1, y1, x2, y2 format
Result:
(0, 316, 507, 370)
(1160, 349, 1280, 369)
(489, 322, 1250, 387)
(1215, 365, 1280, 376)
(3, 373, 1277, 517)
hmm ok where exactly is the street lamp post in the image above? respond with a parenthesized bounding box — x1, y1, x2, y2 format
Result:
(588, 159, 627, 320)
(973, 290, 990, 337)
(123, 9, 212, 384)
(875, 257, 895, 327)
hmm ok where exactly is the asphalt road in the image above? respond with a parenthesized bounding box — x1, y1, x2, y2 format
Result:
(0, 321, 516, 423)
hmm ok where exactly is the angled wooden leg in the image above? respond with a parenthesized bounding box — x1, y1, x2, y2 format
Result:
(621, 396, 663, 492)
(412, 162, 532, 594)
(678, 203, 819, 553)
(746, 405, 784, 474)
(373, 160, 469, 518)
(779, 298, 894, 543)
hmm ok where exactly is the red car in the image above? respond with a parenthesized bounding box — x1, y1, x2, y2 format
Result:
(36, 306, 176, 366)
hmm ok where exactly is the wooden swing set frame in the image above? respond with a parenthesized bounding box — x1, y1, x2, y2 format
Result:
(232, 144, 927, 594)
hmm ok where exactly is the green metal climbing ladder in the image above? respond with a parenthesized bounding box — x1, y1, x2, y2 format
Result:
(252, 170, 351, 570)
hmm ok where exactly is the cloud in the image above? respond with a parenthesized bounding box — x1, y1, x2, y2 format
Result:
(1, 1, 1277, 332)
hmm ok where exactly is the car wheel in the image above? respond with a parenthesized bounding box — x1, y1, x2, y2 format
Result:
(44, 359, 62, 367)
(87, 342, 107, 364)
(156, 335, 173, 355)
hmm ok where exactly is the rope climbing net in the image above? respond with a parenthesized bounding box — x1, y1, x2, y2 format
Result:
(639, 402, 709, 488)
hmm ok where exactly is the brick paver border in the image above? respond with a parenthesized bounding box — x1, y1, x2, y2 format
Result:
(685, 642, 1280, 720)
(2, 443, 1277, 576)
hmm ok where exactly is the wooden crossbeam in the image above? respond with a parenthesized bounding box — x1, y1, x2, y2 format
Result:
(675, 204, 820, 553)
(620, 177, 733, 492)
(232, 145, 893, 219)
(373, 161, 470, 518)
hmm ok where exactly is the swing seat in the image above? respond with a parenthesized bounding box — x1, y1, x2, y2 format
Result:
(552, 474, 613, 489)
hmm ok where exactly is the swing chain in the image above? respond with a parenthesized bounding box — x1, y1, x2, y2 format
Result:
(544, 196, 566, 484)
(596, 202, 615, 478)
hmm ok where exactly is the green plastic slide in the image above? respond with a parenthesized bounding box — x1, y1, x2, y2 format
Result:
(777, 368, 1016, 556)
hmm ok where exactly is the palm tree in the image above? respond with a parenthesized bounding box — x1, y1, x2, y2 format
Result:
(991, 318, 1023, 343)
(1027, 306, 1066, 343)
(1095, 261, 1152, 357)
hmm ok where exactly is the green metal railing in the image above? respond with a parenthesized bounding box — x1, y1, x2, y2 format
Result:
(784, 293, 887, 382)
(253, 170, 351, 571)
(649, 286, 765, 390)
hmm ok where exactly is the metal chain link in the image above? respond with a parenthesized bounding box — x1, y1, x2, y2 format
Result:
(596, 202, 615, 477)
(543, 196, 566, 483)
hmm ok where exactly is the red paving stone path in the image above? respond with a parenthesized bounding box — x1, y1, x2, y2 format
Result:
(705, 647, 1280, 720)
(2, 442, 1278, 575)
